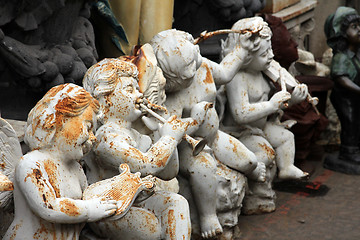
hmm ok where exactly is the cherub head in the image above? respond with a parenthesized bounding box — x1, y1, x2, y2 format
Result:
(325, 7, 360, 52)
(25, 83, 100, 159)
(221, 16, 273, 70)
(150, 29, 203, 92)
(83, 58, 143, 123)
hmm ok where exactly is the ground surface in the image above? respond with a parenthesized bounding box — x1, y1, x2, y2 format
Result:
(236, 147, 360, 240)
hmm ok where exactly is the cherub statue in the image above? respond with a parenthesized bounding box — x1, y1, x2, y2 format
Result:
(150, 29, 266, 238)
(82, 58, 192, 240)
(3, 84, 118, 239)
(0, 118, 20, 193)
(323, 7, 360, 174)
(221, 17, 309, 214)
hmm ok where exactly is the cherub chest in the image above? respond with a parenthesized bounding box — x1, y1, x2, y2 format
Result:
(247, 79, 271, 103)
(44, 162, 84, 199)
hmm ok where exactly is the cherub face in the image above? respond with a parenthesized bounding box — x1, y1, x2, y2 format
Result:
(106, 76, 143, 122)
(54, 105, 97, 160)
(346, 21, 360, 46)
(248, 38, 274, 71)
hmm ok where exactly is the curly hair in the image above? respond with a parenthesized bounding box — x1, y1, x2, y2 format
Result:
(25, 83, 99, 150)
(220, 16, 272, 64)
(83, 58, 139, 99)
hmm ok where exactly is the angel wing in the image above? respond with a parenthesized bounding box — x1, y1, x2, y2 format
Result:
(0, 117, 23, 210)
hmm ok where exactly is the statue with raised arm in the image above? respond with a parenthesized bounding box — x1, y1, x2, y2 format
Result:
(221, 17, 309, 214)
(82, 58, 192, 240)
(150, 29, 266, 239)
(323, 7, 360, 174)
(3, 84, 118, 240)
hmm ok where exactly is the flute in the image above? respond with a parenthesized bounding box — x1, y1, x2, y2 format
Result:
(139, 103, 207, 156)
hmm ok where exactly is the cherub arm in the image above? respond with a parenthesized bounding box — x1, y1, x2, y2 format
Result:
(226, 73, 291, 124)
(94, 118, 188, 177)
(204, 33, 254, 85)
(16, 157, 116, 224)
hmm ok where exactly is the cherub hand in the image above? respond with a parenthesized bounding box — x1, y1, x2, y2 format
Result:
(239, 32, 261, 50)
(190, 101, 214, 126)
(270, 91, 291, 109)
(160, 115, 190, 142)
(142, 116, 161, 131)
(289, 84, 308, 105)
(85, 198, 117, 222)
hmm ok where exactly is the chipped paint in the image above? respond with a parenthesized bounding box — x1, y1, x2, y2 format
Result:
(59, 199, 81, 216)
(83, 164, 155, 217)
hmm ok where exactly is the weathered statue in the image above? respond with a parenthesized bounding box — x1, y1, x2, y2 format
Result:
(3, 84, 118, 239)
(0, 118, 18, 193)
(221, 17, 309, 214)
(323, 7, 360, 174)
(150, 29, 266, 238)
(82, 58, 192, 240)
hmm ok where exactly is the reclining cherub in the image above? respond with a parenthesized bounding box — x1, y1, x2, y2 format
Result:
(83, 58, 192, 240)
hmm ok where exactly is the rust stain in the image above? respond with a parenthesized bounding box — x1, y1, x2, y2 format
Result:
(229, 138, 237, 153)
(258, 143, 275, 160)
(33, 220, 49, 239)
(9, 221, 22, 240)
(167, 209, 176, 240)
(203, 64, 214, 84)
(143, 210, 159, 234)
(198, 155, 210, 165)
(44, 159, 60, 198)
(59, 199, 81, 216)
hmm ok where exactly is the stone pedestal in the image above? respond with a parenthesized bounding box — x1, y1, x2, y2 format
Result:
(272, 0, 318, 50)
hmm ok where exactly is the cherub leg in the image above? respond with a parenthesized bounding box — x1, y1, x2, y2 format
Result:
(210, 130, 265, 182)
(138, 191, 191, 240)
(264, 122, 308, 180)
(89, 206, 161, 240)
(240, 134, 277, 214)
(179, 143, 222, 239)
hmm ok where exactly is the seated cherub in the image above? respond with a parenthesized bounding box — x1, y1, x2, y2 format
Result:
(221, 17, 309, 213)
(150, 29, 267, 238)
(4, 84, 117, 240)
(83, 58, 192, 240)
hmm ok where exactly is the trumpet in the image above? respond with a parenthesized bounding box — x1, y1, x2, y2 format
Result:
(139, 103, 207, 156)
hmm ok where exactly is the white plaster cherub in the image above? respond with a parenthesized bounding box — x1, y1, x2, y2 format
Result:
(150, 29, 266, 238)
(221, 17, 308, 213)
(4, 84, 118, 240)
(82, 58, 192, 240)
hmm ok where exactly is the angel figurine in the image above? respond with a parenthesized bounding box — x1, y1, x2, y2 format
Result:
(3, 84, 118, 240)
(82, 58, 192, 240)
(0, 118, 20, 194)
(150, 28, 267, 238)
(221, 17, 309, 214)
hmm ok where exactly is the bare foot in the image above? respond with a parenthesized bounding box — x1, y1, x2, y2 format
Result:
(200, 214, 223, 239)
(247, 162, 266, 182)
(278, 165, 309, 180)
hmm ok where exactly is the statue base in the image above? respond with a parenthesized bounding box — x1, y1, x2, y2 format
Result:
(323, 152, 360, 175)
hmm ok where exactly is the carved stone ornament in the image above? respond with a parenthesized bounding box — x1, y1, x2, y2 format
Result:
(83, 163, 156, 220)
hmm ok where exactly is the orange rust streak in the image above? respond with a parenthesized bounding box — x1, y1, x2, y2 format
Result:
(9, 222, 22, 240)
(167, 209, 176, 240)
(44, 159, 61, 198)
(203, 64, 214, 84)
(25, 167, 56, 209)
(258, 143, 275, 159)
(59, 199, 81, 216)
